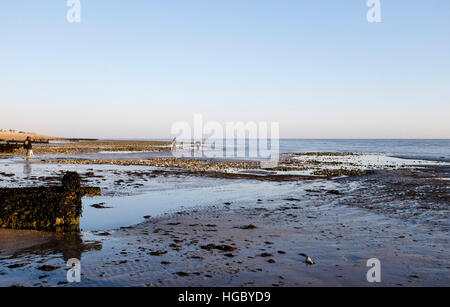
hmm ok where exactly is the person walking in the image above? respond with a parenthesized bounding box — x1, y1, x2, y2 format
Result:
(23, 136, 33, 160)
(172, 137, 177, 152)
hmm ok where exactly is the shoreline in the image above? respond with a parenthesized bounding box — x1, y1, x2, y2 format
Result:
(0, 140, 171, 156)
(0, 165, 448, 286)
(0, 148, 448, 287)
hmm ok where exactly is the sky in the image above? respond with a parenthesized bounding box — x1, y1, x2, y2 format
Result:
(1, 0, 449, 139)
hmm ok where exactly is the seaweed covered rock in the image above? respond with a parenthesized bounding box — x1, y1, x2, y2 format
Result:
(0, 172, 100, 232)
(62, 171, 81, 191)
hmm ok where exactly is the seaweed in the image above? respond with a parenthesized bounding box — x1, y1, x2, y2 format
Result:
(0, 172, 100, 232)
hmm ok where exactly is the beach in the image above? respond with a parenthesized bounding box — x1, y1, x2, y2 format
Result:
(0, 139, 449, 286)
(2, 0, 449, 294)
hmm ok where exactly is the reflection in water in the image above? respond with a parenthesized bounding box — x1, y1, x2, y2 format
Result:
(23, 161, 32, 177)
(1, 230, 102, 262)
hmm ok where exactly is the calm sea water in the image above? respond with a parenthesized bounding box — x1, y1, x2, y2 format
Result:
(278, 139, 450, 162)
(134, 138, 450, 162)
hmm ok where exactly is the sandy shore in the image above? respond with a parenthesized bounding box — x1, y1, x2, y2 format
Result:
(0, 152, 448, 287)
(0, 179, 448, 286)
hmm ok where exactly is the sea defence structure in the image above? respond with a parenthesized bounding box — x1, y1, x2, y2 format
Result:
(0, 143, 22, 153)
(0, 172, 100, 231)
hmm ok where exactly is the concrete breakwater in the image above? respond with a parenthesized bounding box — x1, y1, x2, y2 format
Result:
(0, 172, 100, 232)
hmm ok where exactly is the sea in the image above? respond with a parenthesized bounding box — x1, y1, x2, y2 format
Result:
(143, 138, 450, 162)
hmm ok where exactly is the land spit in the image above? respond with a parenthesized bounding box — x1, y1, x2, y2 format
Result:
(0, 140, 171, 155)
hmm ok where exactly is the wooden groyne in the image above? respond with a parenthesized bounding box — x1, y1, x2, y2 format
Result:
(0, 140, 49, 153)
(0, 143, 22, 153)
(0, 172, 100, 232)
(2, 139, 50, 144)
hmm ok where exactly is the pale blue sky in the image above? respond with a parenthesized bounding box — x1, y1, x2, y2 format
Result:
(1, 1, 449, 138)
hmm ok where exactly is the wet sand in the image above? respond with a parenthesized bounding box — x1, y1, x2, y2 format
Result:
(0, 152, 448, 287)
(0, 183, 448, 286)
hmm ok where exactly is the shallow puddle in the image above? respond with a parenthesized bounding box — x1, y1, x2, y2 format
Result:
(80, 179, 330, 231)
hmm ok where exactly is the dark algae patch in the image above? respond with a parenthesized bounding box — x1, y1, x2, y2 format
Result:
(0, 172, 100, 232)
(312, 169, 366, 177)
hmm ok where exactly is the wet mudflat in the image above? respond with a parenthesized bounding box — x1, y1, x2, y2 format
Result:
(0, 154, 448, 287)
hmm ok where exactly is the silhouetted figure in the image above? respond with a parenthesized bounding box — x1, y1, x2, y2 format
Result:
(23, 136, 33, 160)
(172, 137, 177, 152)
